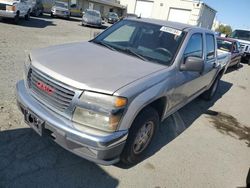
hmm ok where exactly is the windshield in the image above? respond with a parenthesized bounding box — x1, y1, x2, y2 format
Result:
(86, 10, 100, 17)
(92, 20, 185, 66)
(231, 30, 250, 42)
(217, 39, 232, 52)
(55, 2, 68, 8)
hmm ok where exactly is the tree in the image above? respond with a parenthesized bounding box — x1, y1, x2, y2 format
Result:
(215, 24, 232, 36)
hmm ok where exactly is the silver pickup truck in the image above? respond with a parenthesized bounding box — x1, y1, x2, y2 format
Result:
(16, 18, 230, 165)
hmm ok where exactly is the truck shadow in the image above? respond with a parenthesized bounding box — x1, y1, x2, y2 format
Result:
(0, 128, 119, 187)
(225, 64, 243, 74)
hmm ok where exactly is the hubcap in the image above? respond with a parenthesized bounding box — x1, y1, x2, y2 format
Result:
(133, 121, 154, 155)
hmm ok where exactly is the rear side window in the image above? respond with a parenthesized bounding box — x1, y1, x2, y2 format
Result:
(184, 33, 203, 58)
(206, 34, 215, 60)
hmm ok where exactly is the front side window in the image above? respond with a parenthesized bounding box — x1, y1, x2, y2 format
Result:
(184, 33, 203, 58)
(206, 34, 215, 60)
(93, 20, 185, 66)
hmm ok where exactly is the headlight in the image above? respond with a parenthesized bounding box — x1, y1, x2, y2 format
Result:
(73, 91, 127, 132)
(6, 5, 16, 11)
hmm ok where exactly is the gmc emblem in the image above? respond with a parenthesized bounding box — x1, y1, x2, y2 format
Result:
(36, 81, 54, 95)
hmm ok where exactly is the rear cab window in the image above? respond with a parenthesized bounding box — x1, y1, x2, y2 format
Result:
(206, 34, 215, 60)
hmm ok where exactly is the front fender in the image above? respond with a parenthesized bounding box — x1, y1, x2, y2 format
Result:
(117, 80, 169, 131)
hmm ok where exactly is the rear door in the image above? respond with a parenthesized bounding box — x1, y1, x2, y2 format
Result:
(201, 33, 218, 86)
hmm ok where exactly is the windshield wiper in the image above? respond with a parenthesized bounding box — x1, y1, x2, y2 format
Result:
(92, 41, 116, 51)
(123, 48, 148, 61)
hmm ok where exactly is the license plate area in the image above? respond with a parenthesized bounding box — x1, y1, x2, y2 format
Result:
(24, 109, 44, 136)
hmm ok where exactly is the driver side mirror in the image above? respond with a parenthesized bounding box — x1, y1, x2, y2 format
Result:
(180, 56, 204, 73)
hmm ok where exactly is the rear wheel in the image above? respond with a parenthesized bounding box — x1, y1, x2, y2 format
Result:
(201, 76, 220, 101)
(24, 10, 30, 20)
(14, 12, 20, 24)
(120, 107, 159, 165)
(234, 60, 240, 69)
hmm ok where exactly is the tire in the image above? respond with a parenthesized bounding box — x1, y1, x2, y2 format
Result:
(201, 76, 220, 101)
(120, 107, 159, 165)
(50, 12, 54, 18)
(13, 12, 20, 24)
(35, 10, 40, 17)
(234, 60, 240, 69)
(24, 10, 30, 20)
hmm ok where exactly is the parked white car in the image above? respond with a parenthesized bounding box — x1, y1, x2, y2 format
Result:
(0, 0, 31, 24)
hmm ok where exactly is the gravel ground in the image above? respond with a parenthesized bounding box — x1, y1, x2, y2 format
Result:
(0, 15, 249, 188)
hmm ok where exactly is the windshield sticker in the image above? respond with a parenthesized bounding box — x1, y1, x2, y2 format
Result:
(160, 26, 182, 36)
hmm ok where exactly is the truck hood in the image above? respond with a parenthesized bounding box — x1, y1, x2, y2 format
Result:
(30, 42, 165, 95)
(52, 6, 69, 11)
(235, 39, 250, 45)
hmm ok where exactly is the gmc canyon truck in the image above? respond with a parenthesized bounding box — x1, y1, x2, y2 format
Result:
(16, 18, 230, 165)
(0, 0, 31, 23)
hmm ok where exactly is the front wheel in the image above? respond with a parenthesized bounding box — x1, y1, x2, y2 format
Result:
(120, 107, 159, 165)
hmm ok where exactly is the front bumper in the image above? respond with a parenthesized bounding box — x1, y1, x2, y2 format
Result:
(52, 11, 69, 18)
(16, 80, 128, 165)
(0, 10, 16, 18)
(82, 20, 101, 28)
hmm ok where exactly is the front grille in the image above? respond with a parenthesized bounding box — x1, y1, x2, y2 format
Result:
(0, 4, 6, 10)
(241, 44, 250, 53)
(27, 68, 75, 112)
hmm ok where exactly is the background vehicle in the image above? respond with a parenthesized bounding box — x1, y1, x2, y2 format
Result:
(30, 0, 43, 17)
(82, 9, 102, 28)
(51, 1, 70, 19)
(0, 0, 31, 24)
(217, 37, 242, 68)
(105, 12, 119, 24)
(230, 29, 250, 64)
(16, 18, 230, 166)
(69, 3, 82, 17)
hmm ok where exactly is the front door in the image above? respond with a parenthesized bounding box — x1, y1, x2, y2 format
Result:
(170, 32, 205, 110)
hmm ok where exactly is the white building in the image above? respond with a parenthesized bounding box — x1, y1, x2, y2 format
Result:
(120, 0, 216, 29)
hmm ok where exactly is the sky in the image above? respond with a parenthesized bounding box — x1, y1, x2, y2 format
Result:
(202, 0, 250, 30)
